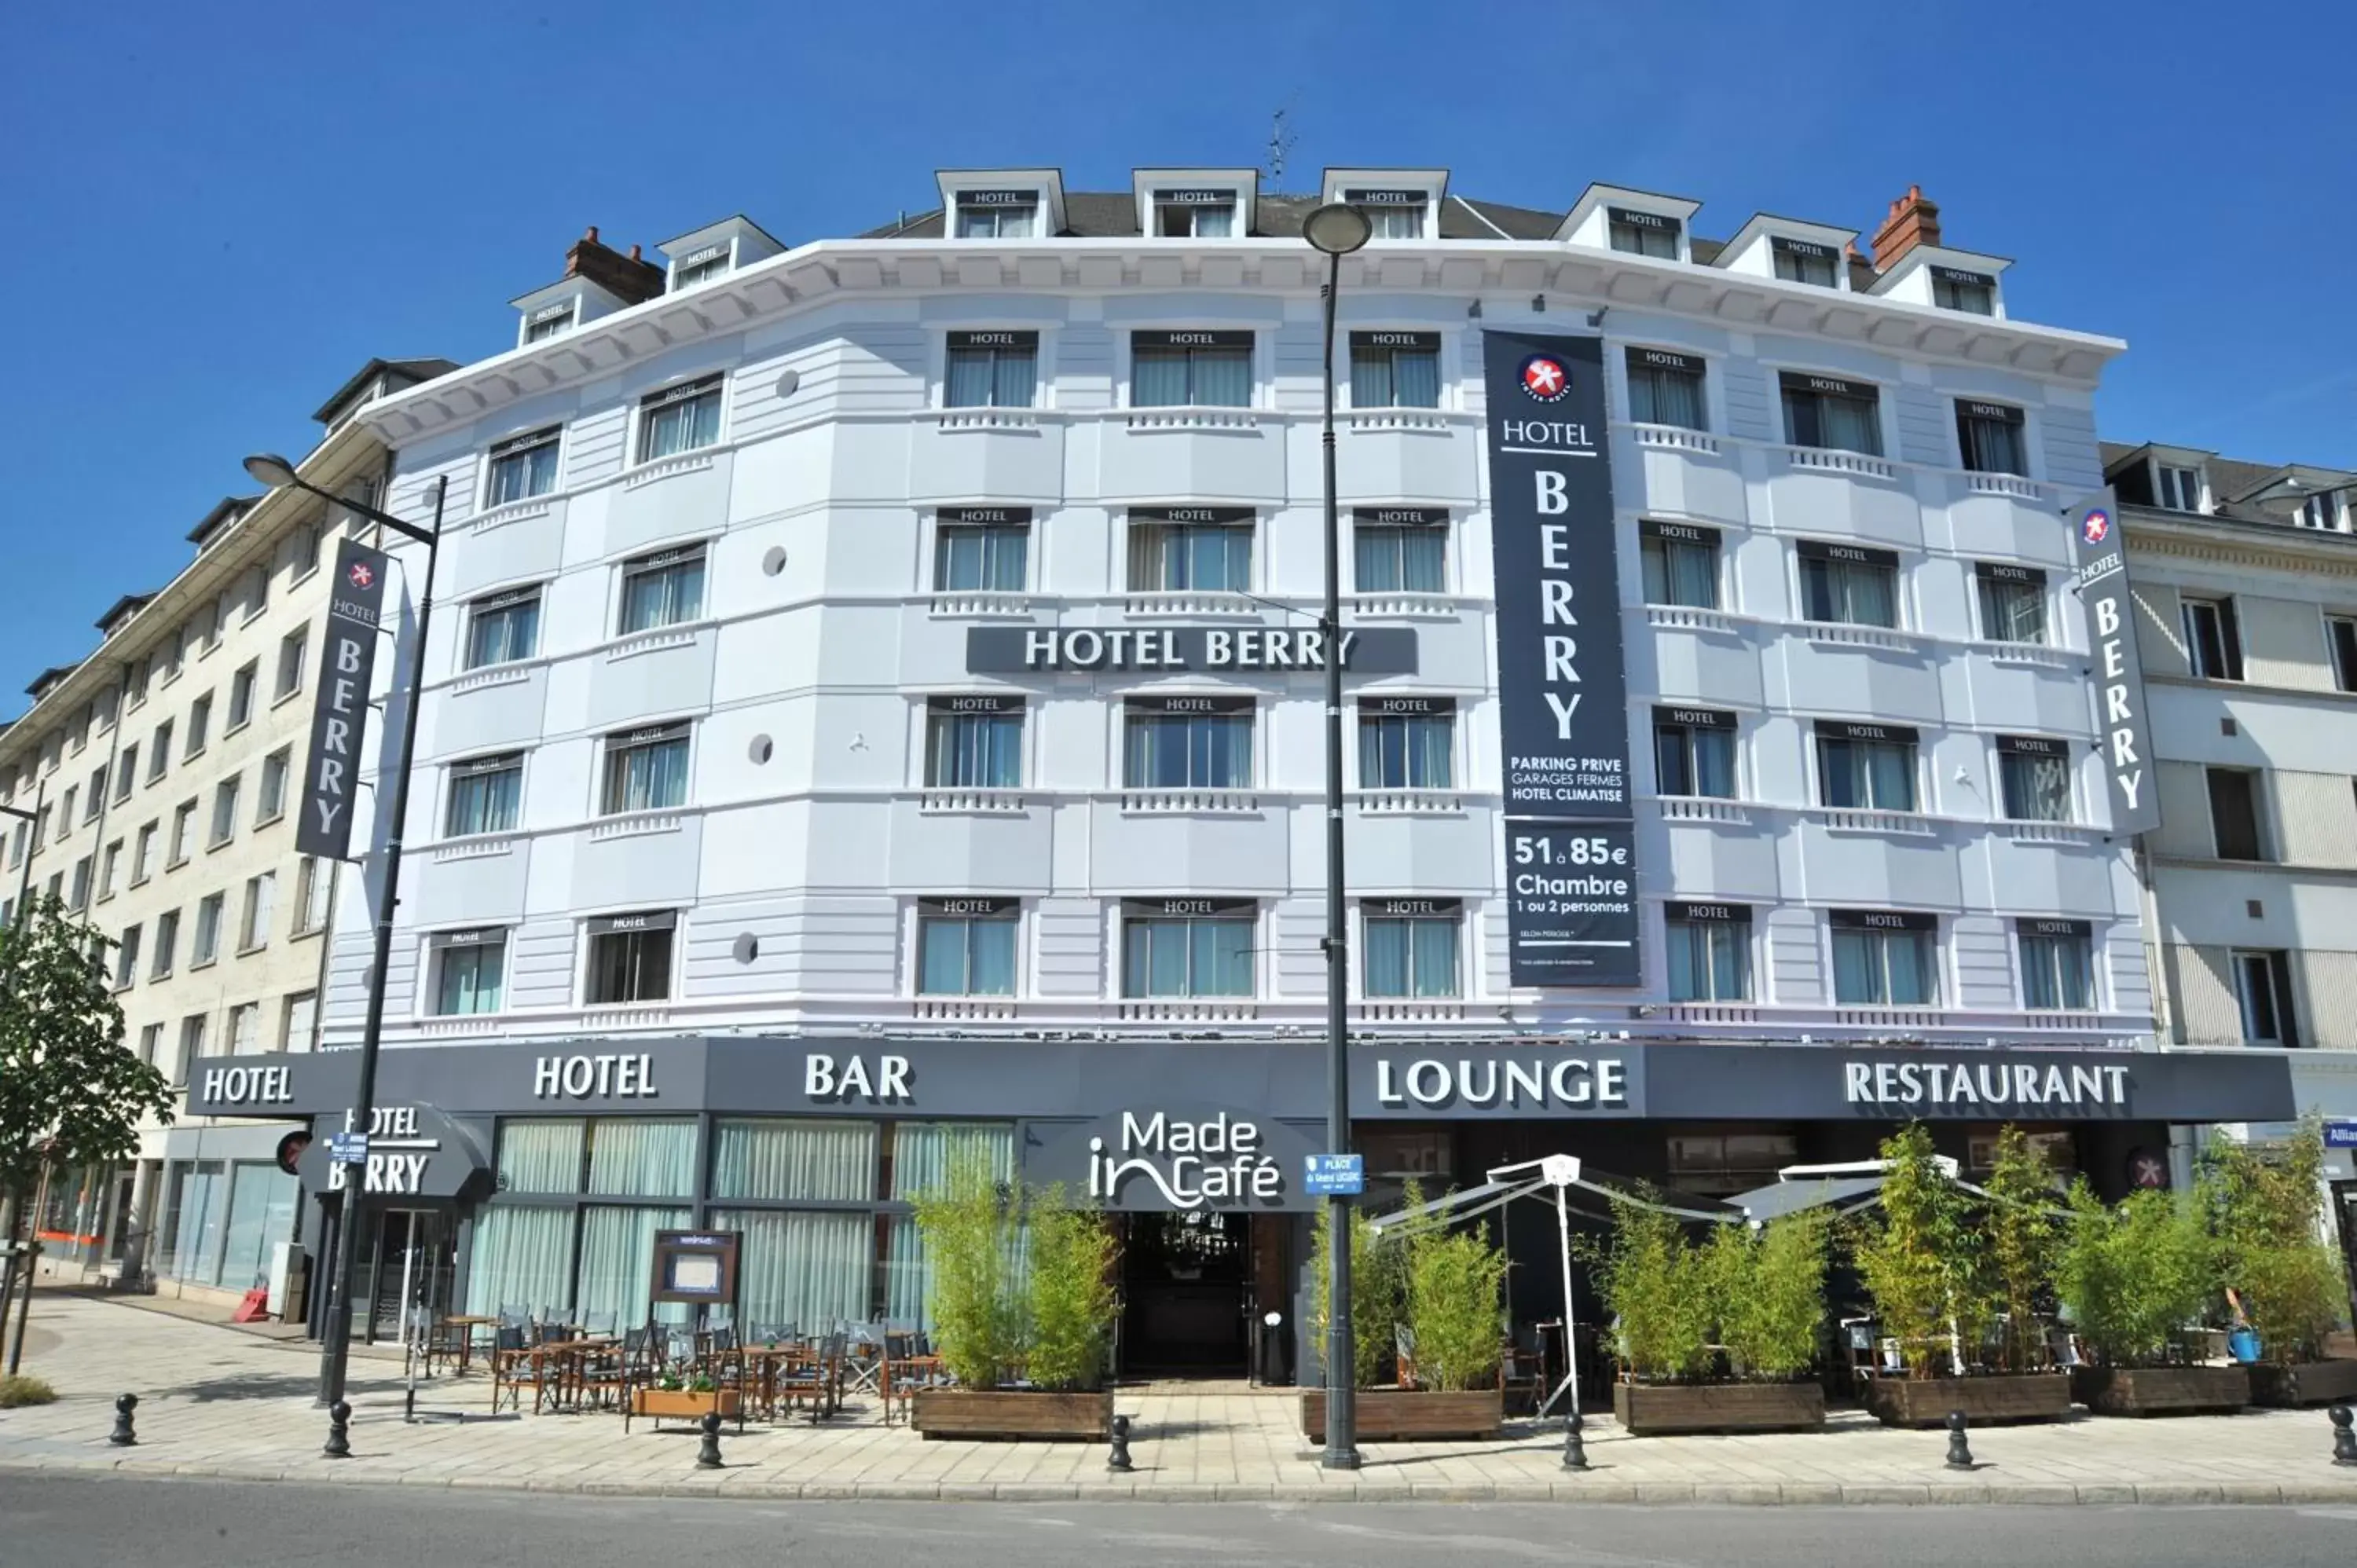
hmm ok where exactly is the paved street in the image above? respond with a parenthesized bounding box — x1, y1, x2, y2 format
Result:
(12, 1473, 2357, 1566)
(6, 1291, 2357, 1505)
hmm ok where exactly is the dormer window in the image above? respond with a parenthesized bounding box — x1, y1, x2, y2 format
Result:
(1932, 266, 1996, 316)
(1154, 189, 1236, 237)
(673, 244, 730, 289)
(1346, 188, 1428, 240)
(1607, 207, 1680, 259)
(2156, 463, 2205, 512)
(2296, 493, 2345, 531)
(955, 189, 1040, 238)
(1772, 236, 1839, 288)
(523, 301, 575, 343)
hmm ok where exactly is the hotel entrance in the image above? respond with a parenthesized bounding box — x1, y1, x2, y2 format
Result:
(1116, 1211, 1292, 1379)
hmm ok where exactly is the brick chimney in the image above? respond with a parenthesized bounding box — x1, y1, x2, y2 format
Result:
(563, 225, 665, 306)
(1869, 185, 1942, 271)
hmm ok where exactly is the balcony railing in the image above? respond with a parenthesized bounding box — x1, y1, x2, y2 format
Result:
(918, 789, 1028, 815)
(1808, 806, 1937, 836)
(1655, 797, 1753, 826)
(1123, 591, 1256, 618)
(1354, 999, 1466, 1024)
(1965, 472, 2048, 500)
(622, 452, 716, 489)
(1783, 446, 1897, 482)
(1355, 789, 1464, 815)
(1120, 788, 1261, 815)
(1343, 408, 1452, 434)
(1644, 604, 1744, 636)
(913, 997, 1019, 1020)
(929, 592, 1036, 618)
(588, 810, 685, 841)
(1116, 998, 1259, 1023)
(1629, 423, 1723, 456)
(1124, 408, 1261, 432)
(935, 409, 1041, 431)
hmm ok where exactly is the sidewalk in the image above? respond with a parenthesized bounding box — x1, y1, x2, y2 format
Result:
(4, 1293, 2355, 1504)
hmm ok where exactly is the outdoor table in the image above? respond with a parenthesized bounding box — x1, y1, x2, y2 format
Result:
(735, 1342, 815, 1422)
(525, 1336, 618, 1415)
(441, 1314, 498, 1376)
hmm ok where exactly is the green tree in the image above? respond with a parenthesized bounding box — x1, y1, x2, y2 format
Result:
(1022, 1183, 1116, 1391)
(1849, 1123, 1985, 1378)
(909, 1149, 1022, 1389)
(2054, 1181, 2218, 1367)
(1982, 1126, 2062, 1372)
(1585, 1191, 1714, 1381)
(1309, 1192, 1407, 1389)
(1402, 1218, 1509, 1392)
(1707, 1213, 1828, 1382)
(0, 897, 174, 1371)
(2204, 1122, 2348, 1365)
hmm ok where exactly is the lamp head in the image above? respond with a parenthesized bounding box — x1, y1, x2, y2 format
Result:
(242, 453, 299, 489)
(1303, 202, 1373, 257)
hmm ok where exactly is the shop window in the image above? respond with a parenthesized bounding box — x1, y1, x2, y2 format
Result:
(1120, 899, 1255, 998)
(1666, 1133, 1798, 1196)
(1357, 1129, 1453, 1180)
(711, 1119, 878, 1202)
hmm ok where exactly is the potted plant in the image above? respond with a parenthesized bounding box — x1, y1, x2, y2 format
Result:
(1301, 1182, 1504, 1441)
(1851, 1123, 2069, 1427)
(2207, 1123, 2356, 1408)
(1596, 1194, 1829, 1435)
(629, 1358, 742, 1426)
(2056, 1181, 2242, 1416)
(909, 1160, 1120, 1440)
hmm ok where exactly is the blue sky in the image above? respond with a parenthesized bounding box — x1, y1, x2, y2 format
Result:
(3, 1, 2348, 694)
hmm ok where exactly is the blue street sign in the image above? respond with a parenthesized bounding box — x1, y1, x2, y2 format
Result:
(1303, 1153, 1365, 1196)
(326, 1131, 370, 1167)
(2325, 1121, 2357, 1149)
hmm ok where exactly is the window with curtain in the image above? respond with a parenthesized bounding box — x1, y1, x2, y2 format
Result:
(586, 917, 675, 1005)
(1816, 727, 1918, 811)
(943, 332, 1039, 408)
(925, 702, 1023, 788)
(1128, 516, 1252, 592)
(1831, 917, 1938, 1006)
(497, 1119, 587, 1193)
(917, 904, 1018, 995)
(2019, 922, 2095, 1010)
(1798, 545, 1898, 627)
(1123, 702, 1252, 789)
(586, 1119, 697, 1197)
(526, 305, 575, 343)
(710, 1208, 870, 1333)
(465, 1206, 575, 1317)
(1349, 332, 1441, 408)
(934, 517, 1028, 592)
(1956, 401, 2027, 475)
(1975, 569, 2046, 643)
(636, 376, 723, 463)
(1362, 908, 1461, 998)
(432, 934, 506, 1015)
(1358, 706, 1453, 789)
(1626, 349, 1706, 431)
(1653, 712, 1738, 798)
(1772, 238, 1839, 288)
(1609, 211, 1680, 258)
(600, 724, 691, 815)
(1154, 195, 1235, 236)
(577, 1204, 693, 1329)
(445, 753, 523, 837)
(486, 427, 561, 505)
(618, 547, 707, 635)
(465, 588, 541, 669)
(954, 196, 1038, 237)
(1352, 511, 1446, 593)
(1666, 909, 1750, 1002)
(1130, 332, 1252, 407)
(1353, 196, 1426, 239)
(1639, 524, 1719, 607)
(1780, 373, 1882, 456)
(1934, 269, 1996, 315)
(1998, 740, 2073, 822)
(711, 1119, 878, 1202)
(1121, 905, 1255, 997)
(885, 1123, 1017, 1328)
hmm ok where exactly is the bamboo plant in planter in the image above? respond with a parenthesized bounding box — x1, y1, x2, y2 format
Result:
(908, 1158, 1120, 1441)
(1850, 1124, 2070, 1427)
(1595, 1193, 1829, 1435)
(2207, 1123, 2355, 1408)
(2056, 1181, 2243, 1416)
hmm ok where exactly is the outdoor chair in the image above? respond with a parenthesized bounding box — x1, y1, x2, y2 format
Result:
(882, 1330, 946, 1426)
(579, 1325, 651, 1412)
(1395, 1324, 1420, 1390)
(775, 1332, 847, 1423)
(583, 1310, 618, 1337)
(489, 1325, 534, 1412)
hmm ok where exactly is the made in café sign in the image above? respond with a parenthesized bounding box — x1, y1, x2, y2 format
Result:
(1037, 1109, 1320, 1211)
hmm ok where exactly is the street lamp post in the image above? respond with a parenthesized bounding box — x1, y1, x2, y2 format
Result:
(243, 454, 446, 1434)
(1303, 200, 1373, 1472)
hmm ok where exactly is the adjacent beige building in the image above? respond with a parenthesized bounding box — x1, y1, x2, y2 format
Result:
(4, 362, 444, 1306)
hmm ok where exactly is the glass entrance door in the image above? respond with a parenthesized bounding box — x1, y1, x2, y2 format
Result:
(1120, 1211, 1251, 1376)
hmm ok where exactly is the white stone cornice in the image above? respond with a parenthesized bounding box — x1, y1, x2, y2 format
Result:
(359, 234, 2128, 443)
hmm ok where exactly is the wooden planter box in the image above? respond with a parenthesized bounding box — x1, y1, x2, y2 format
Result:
(1612, 1380, 1826, 1436)
(911, 1387, 1113, 1441)
(2070, 1365, 2250, 1417)
(630, 1387, 741, 1422)
(1862, 1373, 2071, 1428)
(2249, 1360, 2357, 1409)
(1299, 1388, 1505, 1442)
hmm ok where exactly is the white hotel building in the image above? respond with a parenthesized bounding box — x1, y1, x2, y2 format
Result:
(184, 170, 2296, 1371)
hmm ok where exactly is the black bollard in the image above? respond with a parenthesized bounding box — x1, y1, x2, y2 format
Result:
(1106, 1413, 1135, 1472)
(2331, 1405, 2357, 1467)
(696, 1410, 724, 1469)
(1562, 1408, 1589, 1471)
(108, 1393, 137, 1448)
(1944, 1409, 1974, 1471)
(324, 1400, 353, 1460)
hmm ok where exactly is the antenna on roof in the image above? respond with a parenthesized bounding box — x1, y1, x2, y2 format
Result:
(1266, 108, 1298, 187)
